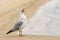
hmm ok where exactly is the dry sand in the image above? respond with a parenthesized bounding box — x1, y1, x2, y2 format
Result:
(0, 0, 46, 35)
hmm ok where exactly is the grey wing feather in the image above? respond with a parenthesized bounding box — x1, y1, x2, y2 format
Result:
(12, 21, 23, 31)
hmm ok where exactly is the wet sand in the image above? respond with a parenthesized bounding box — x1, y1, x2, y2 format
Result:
(0, 35, 60, 40)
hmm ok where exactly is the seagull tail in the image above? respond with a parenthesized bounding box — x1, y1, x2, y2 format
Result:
(6, 29, 12, 34)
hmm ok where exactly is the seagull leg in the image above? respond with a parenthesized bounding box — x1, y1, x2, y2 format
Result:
(19, 28, 21, 36)
(19, 29, 20, 36)
(20, 29, 22, 37)
(19, 28, 22, 37)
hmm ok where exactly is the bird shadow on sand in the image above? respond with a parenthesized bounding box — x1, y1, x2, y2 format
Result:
(0, 34, 26, 38)
(6, 35, 26, 38)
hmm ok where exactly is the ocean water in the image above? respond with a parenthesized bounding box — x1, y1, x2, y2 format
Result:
(22, 0, 60, 36)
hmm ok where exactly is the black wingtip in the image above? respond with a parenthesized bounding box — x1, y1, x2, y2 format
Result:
(6, 30, 12, 34)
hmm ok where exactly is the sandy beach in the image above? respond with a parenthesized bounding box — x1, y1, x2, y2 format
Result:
(0, 0, 46, 35)
(0, 0, 60, 40)
(0, 35, 60, 40)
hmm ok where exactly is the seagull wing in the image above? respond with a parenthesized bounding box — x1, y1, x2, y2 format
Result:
(12, 21, 23, 31)
(6, 21, 23, 34)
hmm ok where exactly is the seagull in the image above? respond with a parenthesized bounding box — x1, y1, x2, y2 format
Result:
(6, 9, 27, 36)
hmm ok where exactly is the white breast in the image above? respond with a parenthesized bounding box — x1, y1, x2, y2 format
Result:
(19, 12, 27, 29)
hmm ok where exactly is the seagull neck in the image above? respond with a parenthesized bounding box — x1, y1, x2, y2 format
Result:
(18, 12, 27, 21)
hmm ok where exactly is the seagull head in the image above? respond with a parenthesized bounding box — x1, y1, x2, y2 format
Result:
(21, 9, 24, 12)
(16, 8, 24, 12)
